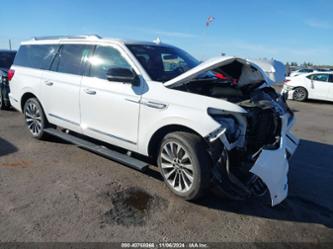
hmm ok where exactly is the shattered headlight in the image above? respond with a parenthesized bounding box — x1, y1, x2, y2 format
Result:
(208, 108, 241, 142)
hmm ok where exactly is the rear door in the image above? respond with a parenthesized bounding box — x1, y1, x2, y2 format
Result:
(306, 73, 331, 100)
(41, 44, 94, 133)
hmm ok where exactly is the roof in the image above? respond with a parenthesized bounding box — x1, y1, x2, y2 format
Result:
(20, 35, 175, 48)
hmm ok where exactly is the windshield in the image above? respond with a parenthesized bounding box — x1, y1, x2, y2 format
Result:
(0, 51, 16, 69)
(126, 44, 200, 82)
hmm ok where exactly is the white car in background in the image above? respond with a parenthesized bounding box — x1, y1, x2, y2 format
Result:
(283, 72, 333, 102)
(289, 68, 317, 77)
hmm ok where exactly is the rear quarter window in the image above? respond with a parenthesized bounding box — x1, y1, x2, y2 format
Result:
(14, 45, 59, 69)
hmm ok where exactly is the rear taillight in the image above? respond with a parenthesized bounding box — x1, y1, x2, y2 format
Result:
(7, 69, 15, 81)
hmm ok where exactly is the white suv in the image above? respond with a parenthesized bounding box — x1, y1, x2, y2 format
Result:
(9, 35, 299, 205)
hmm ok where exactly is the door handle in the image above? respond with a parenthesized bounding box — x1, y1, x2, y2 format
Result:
(84, 89, 96, 95)
(142, 100, 167, 109)
(45, 81, 54, 86)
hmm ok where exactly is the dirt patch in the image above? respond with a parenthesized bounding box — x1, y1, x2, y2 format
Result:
(102, 187, 168, 227)
(0, 160, 31, 168)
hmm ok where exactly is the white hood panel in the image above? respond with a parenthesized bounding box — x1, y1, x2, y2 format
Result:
(163, 56, 272, 88)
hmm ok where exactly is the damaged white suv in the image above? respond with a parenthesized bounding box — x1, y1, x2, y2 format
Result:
(9, 36, 299, 206)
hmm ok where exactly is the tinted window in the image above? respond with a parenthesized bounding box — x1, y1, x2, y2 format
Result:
(329, 75, 333, 83)
(51, 45, 93, 75)
(299, 69, 313, 73)
(161, 53, 188, 72)
(89, 46, 131, 80)
(14, 45, 59, 69)
(0, 51, 16, 69)
(127, 45, 199, 82)
(310, 74, 330, 82)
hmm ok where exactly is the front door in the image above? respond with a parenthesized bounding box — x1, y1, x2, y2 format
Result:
(80, 45, 142, 150)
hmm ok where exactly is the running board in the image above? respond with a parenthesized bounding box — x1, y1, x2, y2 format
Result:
(44, 128, 149, 172)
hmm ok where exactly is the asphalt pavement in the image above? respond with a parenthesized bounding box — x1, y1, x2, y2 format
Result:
(0, 99, 332, 242)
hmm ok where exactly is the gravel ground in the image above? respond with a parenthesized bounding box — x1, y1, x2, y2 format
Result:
(0, 99, 332, 243)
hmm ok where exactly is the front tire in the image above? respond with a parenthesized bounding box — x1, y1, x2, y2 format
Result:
(157, 132, 211, 200)
(293, 87, 308, 102)
(23, 98, 49, 140)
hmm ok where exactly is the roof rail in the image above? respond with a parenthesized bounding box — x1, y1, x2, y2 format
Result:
(32, 34, 102, 41)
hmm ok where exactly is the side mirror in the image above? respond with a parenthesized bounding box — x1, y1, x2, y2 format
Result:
(106, 67, 139, 86)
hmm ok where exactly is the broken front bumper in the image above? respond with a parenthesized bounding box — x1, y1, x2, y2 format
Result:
(250, 114, 299, 206)
(281, 87, 295, 100)
(210, 109, 299, 206)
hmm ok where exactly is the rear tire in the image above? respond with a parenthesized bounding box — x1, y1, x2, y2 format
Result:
(23, 98, 49, 140)
(157, 131, 211, 200)
(293, 87, 307, 102)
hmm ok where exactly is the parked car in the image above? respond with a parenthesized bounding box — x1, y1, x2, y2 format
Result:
(9, 35, 299, 206)
(289, 68, 316, 77)
(282, 72, 333, 102)
(0, 50, 16, 109)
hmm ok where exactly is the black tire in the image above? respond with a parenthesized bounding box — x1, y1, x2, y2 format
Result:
(157, 131, 211, 200)
(293, 87, 308, 102)
(23, 98, 49, 140)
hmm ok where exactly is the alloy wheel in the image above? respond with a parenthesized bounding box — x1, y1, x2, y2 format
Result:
(160, 142, 194, 192)
(25, 101, 43, 136)
(293, 88, 306, 101)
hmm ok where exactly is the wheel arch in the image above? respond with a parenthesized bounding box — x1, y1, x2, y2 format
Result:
(20, 92, 49, 123)
(21, 92, 38, 111)
(147, 124, 205, 162)
(293, 86, 308, 101)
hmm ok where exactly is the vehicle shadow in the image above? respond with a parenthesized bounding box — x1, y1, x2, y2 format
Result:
(0, 137, 18, 157)
(44, 131, 333, 228)
(288, 99, 333, 106)
(195, 139, 333, 228)
(0, 109, 16, 114)
(305, 99, 333, 105)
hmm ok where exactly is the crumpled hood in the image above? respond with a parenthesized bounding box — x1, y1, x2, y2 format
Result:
(163, 56, 273, 88)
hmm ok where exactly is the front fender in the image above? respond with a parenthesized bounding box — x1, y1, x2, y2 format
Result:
(138, 113, 220, 156)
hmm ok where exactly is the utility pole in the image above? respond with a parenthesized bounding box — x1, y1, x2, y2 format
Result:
(9, 39, 12, 50)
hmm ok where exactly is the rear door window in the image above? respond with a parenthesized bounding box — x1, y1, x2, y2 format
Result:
(311, 74, 330, 82)
(50, 44, 93, 75)
(14, 45, 59, 69)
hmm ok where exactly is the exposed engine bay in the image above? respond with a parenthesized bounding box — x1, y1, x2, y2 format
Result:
(169, 59, 298, 205)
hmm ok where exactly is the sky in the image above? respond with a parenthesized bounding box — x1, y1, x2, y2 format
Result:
(0, 0, 332, 65)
